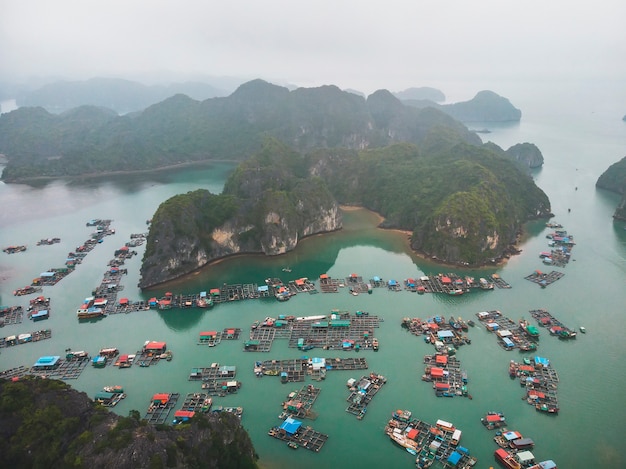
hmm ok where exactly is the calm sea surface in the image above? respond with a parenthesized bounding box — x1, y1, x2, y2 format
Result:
(1, 82, 625, 469)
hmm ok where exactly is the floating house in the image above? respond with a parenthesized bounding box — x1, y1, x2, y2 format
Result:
(31, 309, 49, 321)
(33, 356, 60, 370)
(144, 341, 167, 353)
(280, 416, 302, 435)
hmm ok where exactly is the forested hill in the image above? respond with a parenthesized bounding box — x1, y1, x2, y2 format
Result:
(0, 378, 258, 469)
(596, 156, 626, 220)
(0, 79, 481, 181)
(139, 136, 551, 287)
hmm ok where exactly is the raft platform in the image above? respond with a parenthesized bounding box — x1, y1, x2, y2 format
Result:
(268, 421, 329, 452)
(279, 384, 321, 420)
(402, 316, 471, 349)
(29, 355, 90, 380)
(287, 311, 382, 351)
(476, 311, 538, 352)
(384, 414, 478, 468)
(0, 306, 24, 325)
(345, 372, 387, 419)
(144, 393, 180, 424)
(510, 358, 559, 414)
(529, 309, 577, 339)
(524, 270, 564, 287)
(258, 357, 368, 382)
(422, 354, 470, 398)
(188, 363, 237, 381)
(0, 328, 52, 348)
(179, 392, 212, 413)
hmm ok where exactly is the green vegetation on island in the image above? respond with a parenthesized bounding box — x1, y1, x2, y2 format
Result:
(0, 378, 258, 469)
(0, 79, 480, 182)
(596, 156, 626, 220)
(140, 134, 551, 287)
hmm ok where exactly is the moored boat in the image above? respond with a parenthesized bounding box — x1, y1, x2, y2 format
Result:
(494, 448, 521, 469)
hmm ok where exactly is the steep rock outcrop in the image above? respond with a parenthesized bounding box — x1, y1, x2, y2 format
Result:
(505, 142, 544, 168)
(139, 139, 342, 289)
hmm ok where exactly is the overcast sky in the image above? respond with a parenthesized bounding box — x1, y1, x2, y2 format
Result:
(1, 0, 625, 98)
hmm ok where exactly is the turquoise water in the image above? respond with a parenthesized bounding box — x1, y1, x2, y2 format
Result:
(1, 82, 625, 468)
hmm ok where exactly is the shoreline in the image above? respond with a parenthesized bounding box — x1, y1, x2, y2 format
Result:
(143, 205, 525, 290)
(0, 159, 239, 184)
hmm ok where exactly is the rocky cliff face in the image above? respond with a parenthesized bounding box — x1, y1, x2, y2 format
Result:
(140, 140, 342, 289)
(0, 378, 258, 469)
(505, 142, 544, 168)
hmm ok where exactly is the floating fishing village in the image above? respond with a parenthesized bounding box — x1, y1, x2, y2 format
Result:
(0, 218, 581, 468)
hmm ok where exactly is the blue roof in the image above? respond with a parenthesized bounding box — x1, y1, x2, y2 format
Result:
(539, 461, 557, 469)
(534, 356, 550, 367)
(40, 272, 55, 277)
(447, 451, 462, 465)
(438, 330, 455, 338)
(31, 310, 48, 317)
(34, 356, 60, 367)
(280, 416, 302, 435)
(258, 285, 269, 292)
(388, 279, 397, 285)
(373, 276, 381, 281)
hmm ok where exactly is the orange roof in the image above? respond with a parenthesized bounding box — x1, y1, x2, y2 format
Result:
(435, 355, 448, 364)
(430, 367, 444, 377)
(152, 393, 169, 402)
(319, 274, 329, 279)
(295, 278, 305, 286)
(119, 298, 129, 305)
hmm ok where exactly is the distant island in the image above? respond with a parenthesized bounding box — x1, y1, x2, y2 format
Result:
(139, 136, 551, 288)
(596, 156, 626, 220)
(0, 378, 258, 469)
(400, 90, 522, 122)
(0, 80, 524, 182)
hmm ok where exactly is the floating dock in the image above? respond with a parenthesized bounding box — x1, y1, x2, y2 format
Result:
(345, 372, 387, 419)
(476, 311, 538, 352)
(402, 315, 472, 350)
(144, 393, 180, 424)
(524, 270, 564, 287)
(0, 328, 52, 348)
(422, 354, 470, 398)
(0, 305, 24, 325)
(384, 413, 477, 468)
(178, 392, 213, 413)
(529, 309, 577, 339)
(188, 363, 237, 381)
(257, 357, 368, 382)
(268, 418, 329, 452)
(279, 384, 321, 420)
(509, 357, 559, 414)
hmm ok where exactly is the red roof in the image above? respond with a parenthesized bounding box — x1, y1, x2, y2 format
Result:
(486, 414, 503, 422)
(200, 331, 217, 337)
(435, 382, 450, 389)
(441, 276, 452, 284)
(226, 329, 235, 334)
(319, 274, 329, 279)
(152, 393, 169, 403)
(119, 354, 129, 362)
(119, 246, 129, 251)
(407, 428, 419, 440)
(210, 288, 220, 294)
(174, 410, 195, 418)
(435, 355, 448, 364)
(430, 367, 444, 377)
(295, 278, 305, 286)
(119, 298, 129, 305)
(145, 341, 166, 351)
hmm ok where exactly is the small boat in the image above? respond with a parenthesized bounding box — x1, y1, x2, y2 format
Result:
(287, 441, 299, 449)
(406, 447, 417, 455)
(579, 326, 586, 333)
(282, 267, 292, 273)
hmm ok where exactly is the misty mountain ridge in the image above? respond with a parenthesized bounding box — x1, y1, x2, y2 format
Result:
(11, 77, 231, 114)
